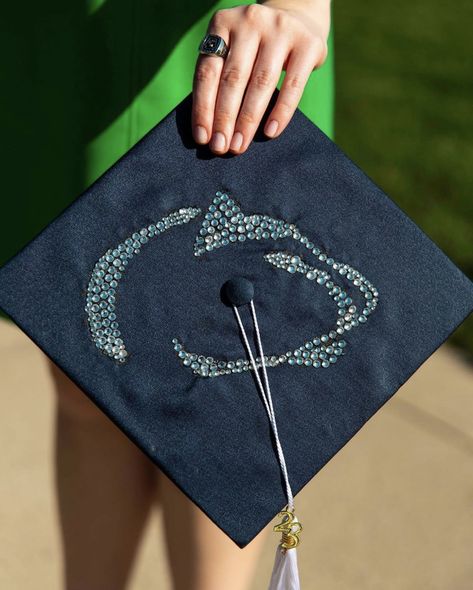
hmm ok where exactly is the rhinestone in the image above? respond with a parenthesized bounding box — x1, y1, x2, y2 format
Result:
(89, 194, 379, 371)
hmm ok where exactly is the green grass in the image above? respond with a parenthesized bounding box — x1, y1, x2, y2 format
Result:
(332, 0, 473, 356)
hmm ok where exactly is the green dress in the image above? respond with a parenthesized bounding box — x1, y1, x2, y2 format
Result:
(0, 0, 333, 272)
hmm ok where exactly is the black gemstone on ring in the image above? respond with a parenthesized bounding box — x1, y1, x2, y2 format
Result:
(200, 34, 224, 54)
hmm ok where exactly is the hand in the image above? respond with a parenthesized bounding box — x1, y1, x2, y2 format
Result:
(192, 0, 331, 155)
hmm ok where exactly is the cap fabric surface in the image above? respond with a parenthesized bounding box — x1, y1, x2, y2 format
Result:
(0, 90, 472, 548)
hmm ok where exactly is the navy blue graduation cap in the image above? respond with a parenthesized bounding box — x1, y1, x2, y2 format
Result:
(0, 91, 472, 574)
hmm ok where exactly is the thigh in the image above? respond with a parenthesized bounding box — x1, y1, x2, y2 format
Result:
(158, 472, 269, 590)
(49, 359, 106, 422)
(50, 357, 157, 590)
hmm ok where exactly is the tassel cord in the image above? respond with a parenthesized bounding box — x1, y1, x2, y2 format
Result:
(233, 297, 302, 589)
(232, 302, 294, 511)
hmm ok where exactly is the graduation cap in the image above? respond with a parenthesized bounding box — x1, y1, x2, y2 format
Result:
(1, 91, 472, 588)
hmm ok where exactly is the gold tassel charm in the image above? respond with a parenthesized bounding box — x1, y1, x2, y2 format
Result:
(273, 506, 302, 551)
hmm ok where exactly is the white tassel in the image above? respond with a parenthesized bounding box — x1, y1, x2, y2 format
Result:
(269, 510, 302, 589)
(268, 546, 301, 590)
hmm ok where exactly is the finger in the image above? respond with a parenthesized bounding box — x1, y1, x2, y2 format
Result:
(228, 41, 288, 154)
(263, 43, 320, 139)
(210, 30, 260, 154)
(192, 26, 230, 145)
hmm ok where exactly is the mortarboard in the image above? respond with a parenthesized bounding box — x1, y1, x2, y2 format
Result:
(0, 90, 472, 587)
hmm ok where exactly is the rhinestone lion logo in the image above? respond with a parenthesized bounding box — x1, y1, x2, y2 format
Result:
(85, 191, 379, 377)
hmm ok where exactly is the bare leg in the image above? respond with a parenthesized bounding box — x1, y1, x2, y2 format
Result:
(159, 472, 269, 590)
(50, 360, 156, 590)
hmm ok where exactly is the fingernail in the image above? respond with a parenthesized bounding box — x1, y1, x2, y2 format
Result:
(194, 125, 208, 144)
(210, 131, 226, 152)
(265, 119, 279, 138)
(230, 131, 243, 151)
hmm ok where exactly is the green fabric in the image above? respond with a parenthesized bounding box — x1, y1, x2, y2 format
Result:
(86, 1, 334, 184)
(0, 0, 333, 271)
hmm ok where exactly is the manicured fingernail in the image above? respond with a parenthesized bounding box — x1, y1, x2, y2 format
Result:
(194, 125, 208, 144)
(210, 131, 226, 152)
(265, 119, 279, 137)
(230, 131, 243, 151)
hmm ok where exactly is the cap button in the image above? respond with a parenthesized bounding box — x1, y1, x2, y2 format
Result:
(221, 277, 254, 307)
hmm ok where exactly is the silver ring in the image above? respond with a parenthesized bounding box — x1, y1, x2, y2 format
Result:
(199, 34, 228, 58)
